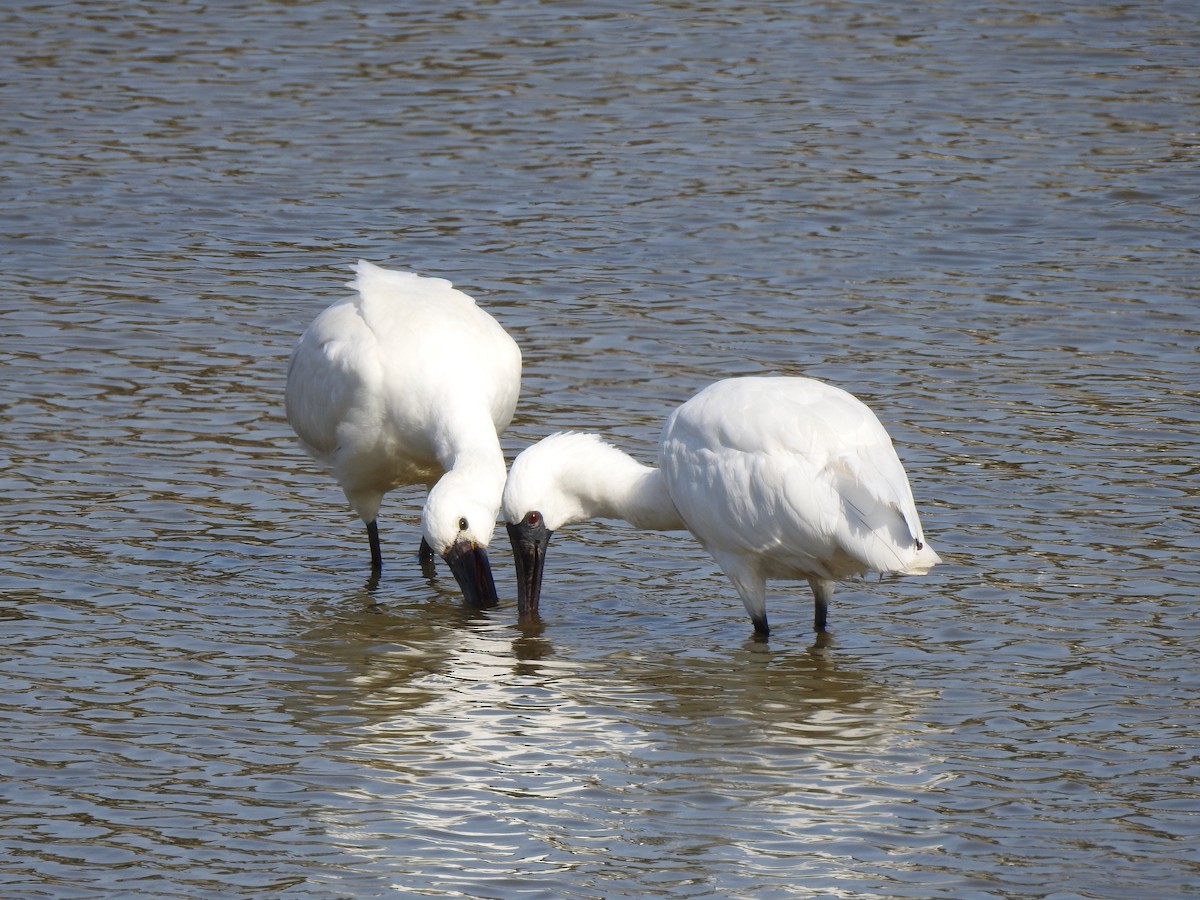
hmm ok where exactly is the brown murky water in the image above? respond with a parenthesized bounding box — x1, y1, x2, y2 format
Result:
(2, 1, 1198, 896)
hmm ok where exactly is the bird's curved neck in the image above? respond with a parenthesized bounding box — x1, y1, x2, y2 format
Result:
(430, 396, 501, 461)
(436, 420, 506, 491)
(569, 444, 685, 532)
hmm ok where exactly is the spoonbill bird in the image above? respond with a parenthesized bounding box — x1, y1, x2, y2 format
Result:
(503, 376, 940, 635)
(285, 260, 521, 607)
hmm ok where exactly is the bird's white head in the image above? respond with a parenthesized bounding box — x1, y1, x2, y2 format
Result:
(422, 467, 502, 555)
(422, 467, 503, 609)
(503, 432, 610, 623)
(501, 431, 614, 532)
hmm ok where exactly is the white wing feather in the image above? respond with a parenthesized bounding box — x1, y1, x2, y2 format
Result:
(661, 377, 936, 582)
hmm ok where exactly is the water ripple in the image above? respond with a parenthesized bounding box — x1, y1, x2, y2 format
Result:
(2, 0, 1198, 896)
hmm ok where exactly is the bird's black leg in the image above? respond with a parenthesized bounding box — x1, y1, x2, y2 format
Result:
(810, 579, 833, 632)
(367, 520, 383, 574)
(418, 536, 437, 579)
(752, 614, 770, 641)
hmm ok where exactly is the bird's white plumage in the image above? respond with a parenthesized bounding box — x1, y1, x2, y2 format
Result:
(659, 377, 939, 629)
(286, 260, 521, 558)
(504, 376, 939, 634)
(662, 377, 935, 577)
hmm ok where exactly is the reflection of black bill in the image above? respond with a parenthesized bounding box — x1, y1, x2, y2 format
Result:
(443, 539, 499, 609)
(507, 519, 552, 620)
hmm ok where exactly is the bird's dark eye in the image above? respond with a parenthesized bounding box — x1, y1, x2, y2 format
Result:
(525, 511, 541, 526)
(458, 517, 469, 531)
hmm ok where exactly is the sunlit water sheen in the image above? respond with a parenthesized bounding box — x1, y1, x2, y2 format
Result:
(2, 1, 1198, 897)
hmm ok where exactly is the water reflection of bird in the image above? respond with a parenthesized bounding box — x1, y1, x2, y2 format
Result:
(285, 260, 521, 607)
(504, 376, 940, 637)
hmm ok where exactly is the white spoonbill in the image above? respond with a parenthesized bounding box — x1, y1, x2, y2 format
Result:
(503, 376, 940, 636)
(285, 260, 521, 607)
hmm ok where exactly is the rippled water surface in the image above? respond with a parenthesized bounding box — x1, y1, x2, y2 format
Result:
(3, 1, 1198, 897)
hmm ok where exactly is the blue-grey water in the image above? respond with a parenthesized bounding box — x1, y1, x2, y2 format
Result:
(2, 1, 1198, 897)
